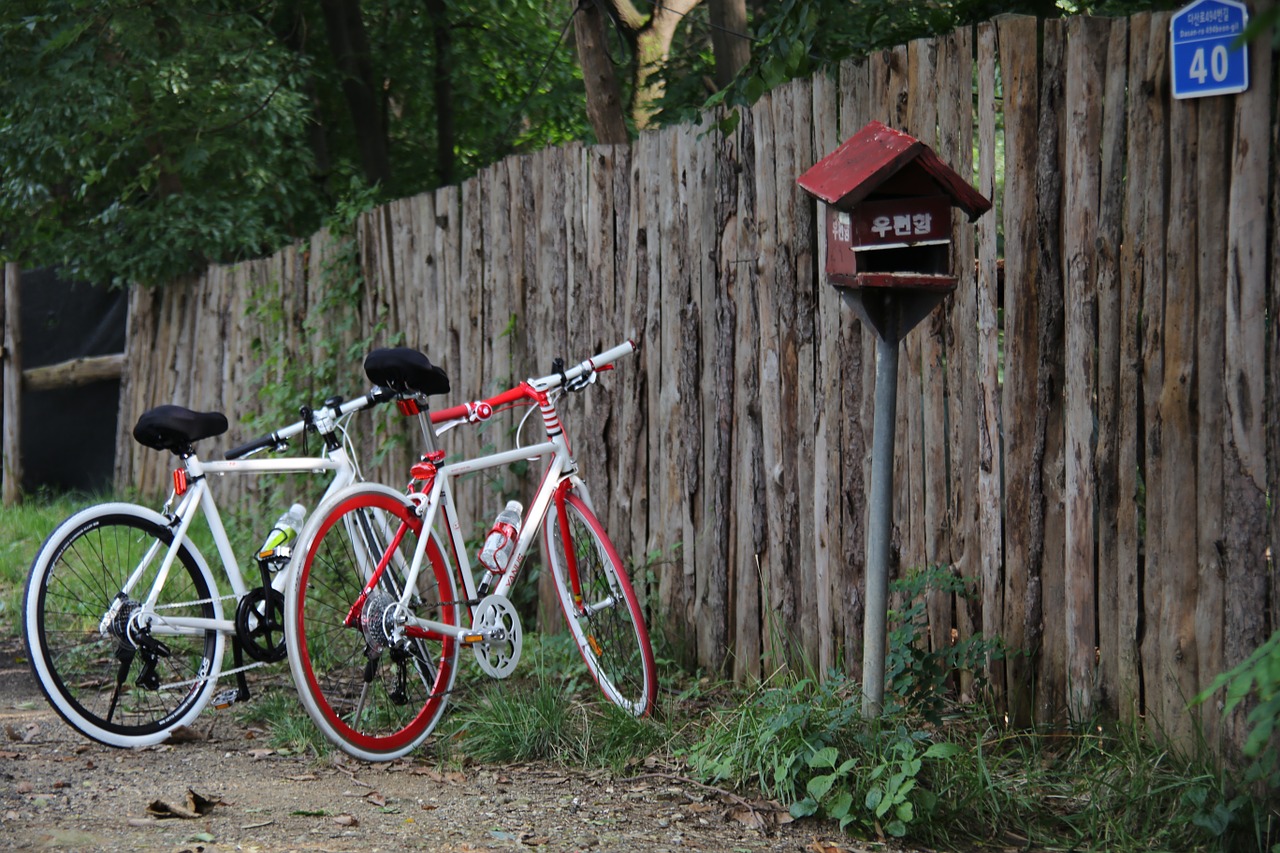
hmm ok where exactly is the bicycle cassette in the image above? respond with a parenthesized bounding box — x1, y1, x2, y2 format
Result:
(472, 594, 522, 678)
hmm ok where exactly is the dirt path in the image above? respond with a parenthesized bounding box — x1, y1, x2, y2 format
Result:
(0, 638, 886, 853)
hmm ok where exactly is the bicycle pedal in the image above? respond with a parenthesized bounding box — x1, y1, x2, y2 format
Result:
(211, 688, 245, 709)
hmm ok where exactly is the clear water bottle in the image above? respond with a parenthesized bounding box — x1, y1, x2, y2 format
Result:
(479, 500, 523, 572)
(258, 503, 306, 561)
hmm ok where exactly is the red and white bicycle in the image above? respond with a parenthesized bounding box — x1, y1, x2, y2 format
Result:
(283, 340, 656, 761)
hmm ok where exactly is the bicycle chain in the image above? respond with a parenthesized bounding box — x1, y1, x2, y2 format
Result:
(143, 593, 270, 691)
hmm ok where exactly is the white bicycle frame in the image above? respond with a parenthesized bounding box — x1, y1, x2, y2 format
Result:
(357, 341, 635, 648)
(104, 399, 375, 685)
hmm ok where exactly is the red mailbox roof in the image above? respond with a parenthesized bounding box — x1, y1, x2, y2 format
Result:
(797, 121, 991, 222)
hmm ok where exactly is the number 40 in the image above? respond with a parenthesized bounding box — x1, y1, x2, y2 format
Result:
(1189, 44, 1231, 83)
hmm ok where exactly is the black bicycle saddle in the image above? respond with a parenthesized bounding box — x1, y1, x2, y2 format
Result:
(133, 405, 229, 452)
(364, 347, 451, 397)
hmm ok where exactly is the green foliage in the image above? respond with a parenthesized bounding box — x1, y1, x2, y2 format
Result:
(689, 0, 1175, 134)
(1195, 629, 1280, 793)
(0, 0, 322, 286)
(683, 672, 961, 838)
(440, 633, 670, 770)
(0, 0, 588, 288)
(884, 565, 1004, 722)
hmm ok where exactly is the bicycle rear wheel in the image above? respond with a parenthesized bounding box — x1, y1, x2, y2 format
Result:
(286, 484, 460, 761)
(23, 504, 223, 747)
(543, 491, 656, 716)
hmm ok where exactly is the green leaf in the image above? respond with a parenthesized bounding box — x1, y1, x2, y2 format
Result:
(808, 746, 839, 769)
(922, 742, 962, 759)
(827, 790, 853, 820)
(806, 772, 837, 801)
(790, 797, 819, 818)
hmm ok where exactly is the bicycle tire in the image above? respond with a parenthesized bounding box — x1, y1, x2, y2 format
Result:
(543, 492, 656, 716)
(285, 483, 460, 761)
(23, 504, 224, 747)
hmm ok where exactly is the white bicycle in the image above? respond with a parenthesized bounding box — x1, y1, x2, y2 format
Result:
(21, 373, 416, 748)
(284, 341, 656, 762)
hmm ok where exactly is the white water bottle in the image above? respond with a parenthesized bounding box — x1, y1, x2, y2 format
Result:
(479, 501, 523, 571)
(259, 503, 306, 560)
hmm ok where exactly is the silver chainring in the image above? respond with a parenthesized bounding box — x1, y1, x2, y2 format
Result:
(472, 594, 522, 678)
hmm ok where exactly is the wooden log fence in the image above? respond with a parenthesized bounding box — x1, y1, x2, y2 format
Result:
(108, 13, 1277, 749)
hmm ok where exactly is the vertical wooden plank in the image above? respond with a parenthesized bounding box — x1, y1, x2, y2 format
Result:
(812, 67, 841, 675)
(1136, 8, 1172, 732)
(786, 77, 819, 670)
(996, 14, 1041, 726)
(623, 134, 657, 626)
(1032, 18, 1068, 724)
(637, 131, 666, 641)
(2, 263, 22, 505)
(838, 56, 873, 680)
(673, 125, 701, 660)
(1094, 17, 1133, 720)
(730, 107, 764, 681)
(1221, 15, 1273, 753)
(689, 120, 731, 673)
(907, 36, 953, 661)
(581, 146, 616, 534)
(888, 43, 925, 606)
(938, 28, 980, 690)
(1188, 80, 1228, 747)
(751, 91, 786, 673)
(1136, 4, 1192, 737)
(975, 22, 1004, 701)
(1155, 77, 1201, 745)
(1269, 31, 1280, 670)
(1063, 15, 1109, 718)
(1115, 12, 1156, 723)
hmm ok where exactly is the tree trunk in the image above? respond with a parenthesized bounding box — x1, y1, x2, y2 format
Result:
(630, 0, 700, 130)
(574, 0, 630, 144)
(709, 0, 750, 89)
(597, 0, 702, 131)
(425, 0, 456, 184)
(317, 0, 391, 187)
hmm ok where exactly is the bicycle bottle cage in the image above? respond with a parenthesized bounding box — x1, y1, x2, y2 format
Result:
(133, 405, 229, 453)
(364, 347, 451, 397)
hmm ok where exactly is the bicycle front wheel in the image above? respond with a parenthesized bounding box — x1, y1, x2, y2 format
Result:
(286, 484, 460, 762)
(23, 504, 223, 747)
(543, 491, 656, 716)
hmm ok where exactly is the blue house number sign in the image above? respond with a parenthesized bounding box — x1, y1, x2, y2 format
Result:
(1170, 0, 1250, 99)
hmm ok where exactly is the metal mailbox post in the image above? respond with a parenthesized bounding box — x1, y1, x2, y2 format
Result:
(797, 120, 991, 717)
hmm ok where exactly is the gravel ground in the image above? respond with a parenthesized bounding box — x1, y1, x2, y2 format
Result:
(0, 637, 903, 853)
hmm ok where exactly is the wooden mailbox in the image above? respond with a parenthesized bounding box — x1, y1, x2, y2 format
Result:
(797, 120, 991, 293)
(795, 121, 993, 718)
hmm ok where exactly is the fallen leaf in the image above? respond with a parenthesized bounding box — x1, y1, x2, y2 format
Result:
(146, 788, 224, 819)
(521, 835, 551, 846)
(248, 748, 277, 759)
(726, 799, 796, 834)
(286, 774, 319, 782)
(164, 726, 205, 744)
(365, 791, 387, 807)
(333, 814, 358, 827)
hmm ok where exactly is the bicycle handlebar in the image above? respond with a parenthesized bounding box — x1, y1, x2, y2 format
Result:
(225, 386, 396, 460)
(531, 339, 637, 391)
(430, 339, 637, 426)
